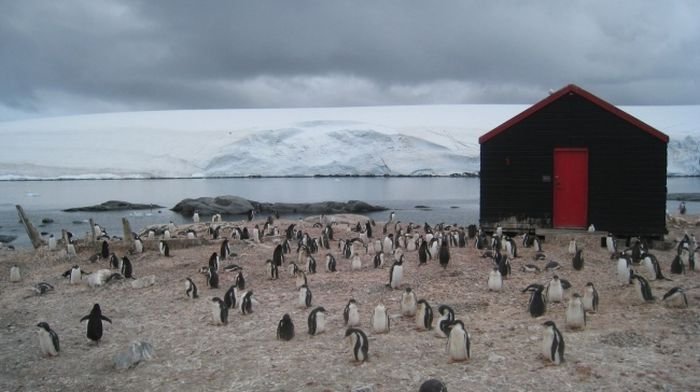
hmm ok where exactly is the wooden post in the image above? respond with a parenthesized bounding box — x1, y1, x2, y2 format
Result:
(122, 218, 134, 248)
(16, 205, 46, 249)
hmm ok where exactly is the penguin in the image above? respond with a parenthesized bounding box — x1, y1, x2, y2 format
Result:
(210, 297, 228, 325)
(617, 256, 632, 285)
(299, 285, 312, 308)
(186, 230, 196, 240)
(546, 275, 564, 303)
(565, 293, 586, 330)
(159, 240, 170, 257)
(276, 314, 295, 341)
(383, 234, 394, 254)
(108, 253, 119, 269)
(80, 304, 112, 344)
(343, 299, 360, 327)
(630, 271, 655, 302)
(373, 252, 385, 269)
(295, 270, 307, 289)
(193, 211, 200, 223)
(400, 287, 418, 316)
(69, 265, 82, 285)
(504, 236, 518, 258)
(307, 306, 326, 336)
(351, 255, 362, 271)
(446, 320, 470, 362)
(662, 287, 688, 308)
(208, 252, 220, 273)
(641, 253, 668, 281)
(185, 277, 198, 299)
(606, 233, 617, 258)
(133, 237, 143, 254)
(273, 244, 285, 267)
(371, 303, 390, 334)
(419, 379, 448, 392)
(389, 211, 395, 223)
(120, 256, 133, 279)
(100, 240, 109, 259)
(545, 261, 560, 271)
(239, 289, 255, 315)
(266, 259, 279, 280)
(438, 241, 450, 269)
(487, 267, 503, 291)
(496, 252, 511, 278)
(325, 254, 337, 272)
(223, 284, 237, 309)
(430, 238, 440, 259)
(207, 266, 219, 289)
(572, 249, 584, 271)
(9, 265, 21, 282)
(388, 257, 404, 289)
(415, 299, 433, 331)
(435, 304, 455, 338)
(520, 264, 541, 273)
(48, 234, 57, 251)
(234, 271, 245, 290)
(36, 322, 60, 357)
(163, 229, 171, 240)
(345, 327, 369, 363)
(568, 238, 577, 255)
(220, 239, 231, 260)
(541, 320, 565, 365)
(670, 253, 685, 275)
(523, 284, 546, 317)
(33, 282, 55, 295)
(147, 230, 155, 240)
(582, 282, 599, 313)
(66, 238, 77, 257)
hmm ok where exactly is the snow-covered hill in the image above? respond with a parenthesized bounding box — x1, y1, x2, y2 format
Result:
(0, 104, 697, 179)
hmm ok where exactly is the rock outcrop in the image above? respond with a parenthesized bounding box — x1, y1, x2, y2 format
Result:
(64, 200, 164, 212)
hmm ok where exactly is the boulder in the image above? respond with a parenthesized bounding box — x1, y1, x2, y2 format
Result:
(63, 200, 164, 212)
(171, 196, 255, 216)
(0, 235, 17, 244)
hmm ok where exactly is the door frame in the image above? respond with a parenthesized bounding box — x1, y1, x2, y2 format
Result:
(553, 147, 589, 228)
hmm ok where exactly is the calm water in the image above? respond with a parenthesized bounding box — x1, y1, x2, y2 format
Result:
(0, 177, 698, 248)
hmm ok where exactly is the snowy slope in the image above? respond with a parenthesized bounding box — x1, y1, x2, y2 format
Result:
(0, 104, 698, 178)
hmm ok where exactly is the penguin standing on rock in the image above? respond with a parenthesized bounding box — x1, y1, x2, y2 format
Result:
(345, 328, 369, 363)
(371, 303, 390, 334)
(542, 320, 565, 365)
(80, 304, 112, 344)
(415, 299, 433, 331)
(210, 297, 228, 325)
(277, 314, 295, 341)
(400, 288, 417, 316)
(36, 322, 60, 357)
(308, 306, 326, 336)
(446, 320, 470, 362)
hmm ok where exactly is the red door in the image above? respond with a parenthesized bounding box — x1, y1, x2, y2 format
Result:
(553, 148, 588, 228)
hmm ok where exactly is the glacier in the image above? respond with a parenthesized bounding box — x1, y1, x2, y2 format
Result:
(0, 104, 698, 179)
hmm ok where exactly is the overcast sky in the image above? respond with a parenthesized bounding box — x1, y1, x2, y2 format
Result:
(1, 0, 698, 121)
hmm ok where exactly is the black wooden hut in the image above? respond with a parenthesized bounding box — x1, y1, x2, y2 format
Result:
(478, 84, 669, 238)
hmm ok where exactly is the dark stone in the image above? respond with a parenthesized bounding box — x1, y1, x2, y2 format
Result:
(64, 200, 165, 212)
(172, 196, 387, 217)
(41, 218, 54, 224)
(0, 235, 17, 244)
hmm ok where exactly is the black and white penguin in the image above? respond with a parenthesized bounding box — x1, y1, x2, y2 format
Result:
(582, 282, 599, 313)
(266, 259, 279, 280)
(488, 267, 503, 292)
(400, 287, 418, 316)
(670, 253, 685, 275)
(606, 233, 617, 259)
(33, 282, 55, 295)
(343, 299, 360, 327)
(224, 284, 237, 309)
(108, 253, 119, 269)
(295, 270, 307, 289)
(193, 211, 200, 223)
(133, 236, 143, 254)
(120, 256, 133, 279)
(234, 271, 245, 290)
(306, 255, 317, 274)
(572, 249, 584, 271)
(299, 285, 313, 308)
(208, 252, 220, 273)
(435, 304, 455, 338)
(100, 240, 109, 259)
(546, 275, 564, 303)
(186, 229, 197, 240)
(630, 271, 655, 302)
(388, 257, 404, 289)
(239, 289, 255, 315)
(641, 253, 668, 281)
(308, 306, 326, 336)
(351, 254, 362, 271)
(496, 252, 511, 278)
(541, 320, 565, 365)
(523, 284, 546, 317)
(325, 254, 337, 272)
(276, 314, 295, 341)
(373, 252, 385, 269)
(69, 265, 82, 285)
(36, 322, 60, 357)
(505, 236, 518, 258)
(662, 287, 688, 308)
(345, 327, 369, 363)
(371, 303, 390, 334)
(520, 264, 541, 273)
(185, 277, 198, 299)
(207, 266, 219, 289)
(446, 320, 470, 362)
(9, 265, 21, 282)
(220, 239, 231, 260)
(80, 304, 112, 344)
(419, 379, 448, 392)
(159, 240, 170, 257)
(565, 293, 586, 330)
(568, 238, 577, 255)
(415, 299, 433, 331)
(617, 255, 632, 285)
(545, 261, 560, 271)
(383, 234, 394, 254)
(438, 241, 450, 269)
(210, 297, 228, 325)
(163, 229, 171, 240)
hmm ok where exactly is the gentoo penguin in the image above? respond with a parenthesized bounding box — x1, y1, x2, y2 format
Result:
(210, 297, 228, 325)
(388, 257, 404, 289)
(325, 254, 337, 272)
(220, 239, 231, 260)
(415, 299, 433, 331)
(48, 234, 57, 251)
(430, 238, 440, 259)
(606, 233, 617, 258)
(163, 229, 171, 240)
(630, 271, 655, 302)
(435, 305, 455, 338)
(33, 282, 55, 296)
(234, 271, 245, 290)
(351, 255, 362, 271)
(546, 275, 564, 303)
(133, 237, 143, 254)
(383, 234, 394, 254)
(419, 379, 448, 392)
(185, 277, 198, 299)
(670, 253, 685, 275)
(617, 256, 632, 285)
(80, 304, 112, 344)
(446, 320, 470, 362)
(641, 253, 668, 281)
(545, 261, 560, 271)
(298, 285, 312, 308)
(276, 314, 295, 341)
(582, 282, 599, 313)
(389, 211, 395, 223)
(272, 244, 285, 266)
(439, 241, 450, 269)
(224, 285, 237, 309)
(541, 321, 565, 365)
(373, 252, 385, 269)
(496, 252, 511, 278)
(266, 259, 279, 280)
(159, 240, 170, 257)
(36, 322, 60, 357)
(120, 256, 133, 279)
(295, 270, 307, 289)
(186, 230, 196, 240)
(69, 265, 82, 285)
(504, 236, 518, 258)
(345, 328, 369, 363)
(572, 249, 584, 271)
(662, 287, 688, 308)
(371, 303, 390, 334)
(9, 265, 21, 282)
(523, 284, 546, 317)
(147, 230, 155, 240)
(418, 240, 430, 265)
(207, 266, 219, 289)
(308, 306, 326, 336)
(487, 267, 503, 291)
(238, 288, 255, 315)
(568, 238, 577, 255)
(343, 299, 360, 327)
(100, 240, 109, 259)
(66, 238, 77, 257)
(208, 252, 220, 273)
(565, 293, 586, 330)
(193, 211, 200, 223)
(400, 287, 418, 316)
(109, 253, 120, 269)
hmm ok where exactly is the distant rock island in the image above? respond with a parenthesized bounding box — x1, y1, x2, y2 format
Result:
(64, 200, 165, 212)
(171, 195, 387, 216)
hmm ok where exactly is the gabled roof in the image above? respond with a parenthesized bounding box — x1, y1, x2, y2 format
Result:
(478, 84, 669, 144)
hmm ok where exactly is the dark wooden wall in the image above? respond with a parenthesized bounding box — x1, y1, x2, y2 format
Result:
(480, 92, 667, 237)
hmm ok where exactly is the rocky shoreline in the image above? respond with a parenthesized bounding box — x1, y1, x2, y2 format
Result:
(63, 200, 164, 212)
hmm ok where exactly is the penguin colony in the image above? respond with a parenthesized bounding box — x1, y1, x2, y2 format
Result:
(3, 212, 699, 391)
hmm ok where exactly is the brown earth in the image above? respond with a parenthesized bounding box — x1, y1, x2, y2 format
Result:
(0, 214, 699, 392)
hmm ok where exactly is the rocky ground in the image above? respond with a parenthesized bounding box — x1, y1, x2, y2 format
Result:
(0, 214, 698, 392)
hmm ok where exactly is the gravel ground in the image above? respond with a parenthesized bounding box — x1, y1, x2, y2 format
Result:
(0, 214, 699, 392)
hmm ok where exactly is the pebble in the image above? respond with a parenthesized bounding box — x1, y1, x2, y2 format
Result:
(488, 353, 505, 363)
